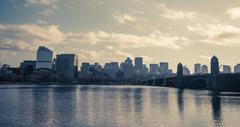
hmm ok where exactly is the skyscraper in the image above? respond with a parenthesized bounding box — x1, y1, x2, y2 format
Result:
(81, 63, 90, 79)
(36, 46, 53, 70)
(122, 57, 134, 79)
(135, 57, 143, 75)
(211, 55, 219, 76)
(194, 63, 201, 74)
(103, 62, 120, 79)
(56, 54, 78, 80)
(183, 65, 190, 75)
(150, 64, 159, 75)
(159, 62, 169, 75)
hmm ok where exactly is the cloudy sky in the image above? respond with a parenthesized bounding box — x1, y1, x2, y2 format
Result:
(1, 0, 240, 72)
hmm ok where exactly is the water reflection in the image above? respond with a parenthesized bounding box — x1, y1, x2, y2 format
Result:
(32, 88, 51, 127)
(211, 92, 223, 127)
(133, 88, 143, 126)
(0, 85, 240, 127)
(177, 89, 184, 116)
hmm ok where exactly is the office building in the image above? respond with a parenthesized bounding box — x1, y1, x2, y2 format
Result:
(103, 62, 120, 79)
(56, 54, 78, 80)
(223, 65, 231, 73)
(201, 65, 208, 74)
(211, 56, 219, 76)
(122, 57, 134, 79)
(143, 64, 148, 74)
(20, 60, 36, 79)
(36, 46, 53, 70)
(135, 57, 143, 75)
(159, 62, 169, 75)
(194, 63, 201, 74)
(234, 64, 240, 73)
(81, 63, 90, 79)
(183, 65, 190, 75)
(150, 64, 159, 75)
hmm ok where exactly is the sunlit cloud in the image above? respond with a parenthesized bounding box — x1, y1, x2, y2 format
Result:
(200, 55, 211, 60)
(113, 12, 139, 24)
(226, 7, 240, 19)
(25, 0, 57, 5)
(158, 3, 196, 20)
(0, 24, 64, 51)
(188, 24, 240, 46)
(66, 30, 191, 50)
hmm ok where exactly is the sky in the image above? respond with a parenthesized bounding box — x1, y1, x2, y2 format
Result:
(1, 0, 240, 72)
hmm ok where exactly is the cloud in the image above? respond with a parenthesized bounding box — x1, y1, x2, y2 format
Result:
(25, 0, 57, 5)
(25, 0, 59, 16)
(113, 12, 138, 24)
(60, 48, 133, 64)
(66, 30, 191, 50)
(38, 8, 54, 16)
(87, 0, 104, 6)
(0, 24, 64, 51)
(200, 55, 211, 60)
(226, 7, 240, 19)
(158, 3, 196, 20)
(0, 23, 191, 60)
(188, 24, 240, 46)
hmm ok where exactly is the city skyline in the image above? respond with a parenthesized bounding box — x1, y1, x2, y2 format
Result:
(1, 45, 240, 73)
(2, 0, 240, 71)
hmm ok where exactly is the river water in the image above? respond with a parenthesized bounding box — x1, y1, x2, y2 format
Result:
(0, 85, 239, 127)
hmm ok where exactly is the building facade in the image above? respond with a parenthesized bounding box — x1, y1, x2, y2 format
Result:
(150, 64, 159, 75)
(56, 54, 78, 80)
(36, 46, 53, 70)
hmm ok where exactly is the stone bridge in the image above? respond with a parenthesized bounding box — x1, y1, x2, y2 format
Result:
(145, 73, 240, 91)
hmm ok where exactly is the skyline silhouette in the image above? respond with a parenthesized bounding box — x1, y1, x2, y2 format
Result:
(1, 0, 240, 71)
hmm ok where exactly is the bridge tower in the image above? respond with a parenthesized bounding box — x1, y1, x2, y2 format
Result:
(176, 63, 184, 88)
(210, 55, 220, 90)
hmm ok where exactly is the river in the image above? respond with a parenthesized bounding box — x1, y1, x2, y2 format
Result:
(0, 85, 239, 127)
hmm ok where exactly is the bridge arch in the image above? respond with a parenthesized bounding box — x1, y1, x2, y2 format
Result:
(187, 77, 208, 89)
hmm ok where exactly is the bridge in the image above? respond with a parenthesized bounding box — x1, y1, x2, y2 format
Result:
(143, 56, 240, 91)
(144, 73, 240, 91)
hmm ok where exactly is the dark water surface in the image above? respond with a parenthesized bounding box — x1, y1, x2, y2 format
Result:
(0, 85, 240, 127)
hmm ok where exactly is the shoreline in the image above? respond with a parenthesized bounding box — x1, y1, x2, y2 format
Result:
(1, 82, 240, 92)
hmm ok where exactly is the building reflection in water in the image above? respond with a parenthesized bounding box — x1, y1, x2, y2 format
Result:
(177, 89, 184, 117)
(133, 88, 143, 126)
(211, 91, 223, 127)
(52, 86, 77, 126)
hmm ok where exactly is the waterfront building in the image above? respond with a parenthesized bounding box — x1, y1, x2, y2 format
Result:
(36, 46, 53, 70)
(211, 56, 219, 76)
(234, 64, 240, 73)
(135, 57, 143, 75)
(103, 62, 120, 79)
(159, 62, 169, 75)
(201, 65, 208, 74)
(56, 54, 78, 80)
(150, 64, 159, 75)
(20, 60, 36, 80)
(194, 63, 201, 74)
(222, 65, 231, 73)
(122, 57, 134, 79)
(81, 63, 90, 79)
(183, 65, 190, 75)
(143, 64, 148, 74)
